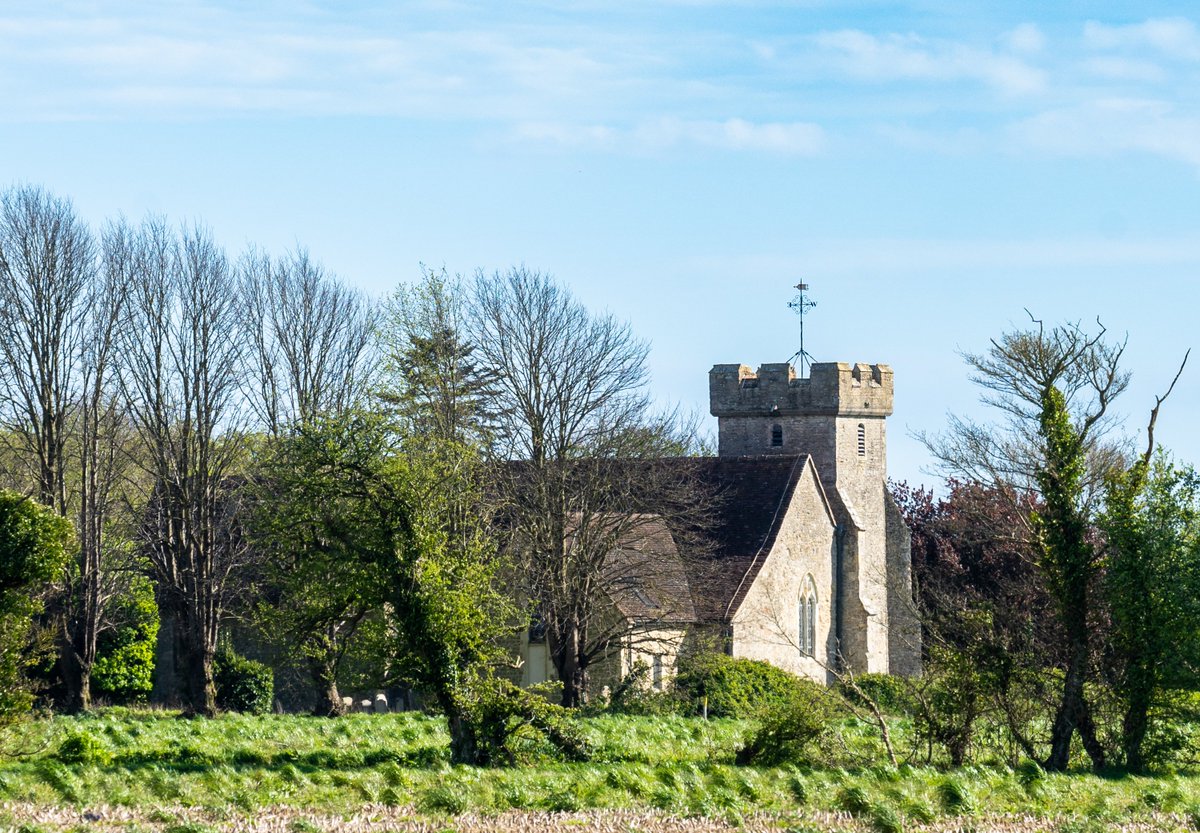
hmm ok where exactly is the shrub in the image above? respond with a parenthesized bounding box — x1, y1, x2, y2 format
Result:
(835, 785, 873, 816)
(57, 730, 112, 765)
(420, 783, 470, 814)
(465, 676, 590, 765)
(213, 645, 274, 714)
(0, 491, 72, 730)
(606, 661, 684, 716)
(734, 679, 837, 766)
(93, 575, 159, 704)
(674, 652, 814, 719)
(841, 673, 916, 716)
(869, 802, 903, 833)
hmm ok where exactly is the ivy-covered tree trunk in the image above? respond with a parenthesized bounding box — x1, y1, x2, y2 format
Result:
(1046, 611, 1101, 771)
(1036, 386, 1105, 772)
(181, 642, 217, 717)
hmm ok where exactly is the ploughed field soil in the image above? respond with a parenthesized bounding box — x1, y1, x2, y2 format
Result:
(1, 711, 1199, 832)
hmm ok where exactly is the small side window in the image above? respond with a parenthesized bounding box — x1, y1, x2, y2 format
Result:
(771, 424, 783, 447)
(857, 423, 866, 456)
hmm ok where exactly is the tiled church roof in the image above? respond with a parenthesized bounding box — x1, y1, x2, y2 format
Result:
(496, 454, 816, 626)
(603, 515, 696, 624)
(665, 455, 810, 622)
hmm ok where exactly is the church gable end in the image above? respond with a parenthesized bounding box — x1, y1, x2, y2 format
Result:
(726, 457, 838, 682)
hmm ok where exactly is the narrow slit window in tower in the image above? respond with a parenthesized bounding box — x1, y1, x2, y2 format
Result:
(857, 423, 866, 456)
(771, 424, 783, 447)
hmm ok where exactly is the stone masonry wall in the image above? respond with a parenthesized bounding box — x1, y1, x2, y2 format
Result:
(731, 460, 837, 684)
(885, 490, 923, 677)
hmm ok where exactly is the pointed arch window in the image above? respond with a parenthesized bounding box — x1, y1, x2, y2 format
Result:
(771, 424, 783, 447)
(857, 423, 866, 456)
(798, 576, 818, 657)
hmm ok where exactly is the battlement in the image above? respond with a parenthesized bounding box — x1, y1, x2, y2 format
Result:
(709, 361, 893, 418)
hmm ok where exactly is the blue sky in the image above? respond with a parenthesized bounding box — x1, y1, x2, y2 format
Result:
(3, 1, 1199, 487)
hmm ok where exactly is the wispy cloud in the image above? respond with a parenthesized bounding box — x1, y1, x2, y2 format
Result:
(691, 236, 1200, 278)
(0, 8, 644, 121)
(807, 29, 1046, 95)
(515, 117, 825, 155)
(4, 4, 1200, 172)
(1001, 23, 1045, 55)
(1079, 57, 1168, 83)
(1011, 98, 1200, 170)
(1083, 18, 1200, 61)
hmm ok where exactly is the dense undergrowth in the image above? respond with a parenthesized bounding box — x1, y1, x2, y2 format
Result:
(5, 710, 1200, 831)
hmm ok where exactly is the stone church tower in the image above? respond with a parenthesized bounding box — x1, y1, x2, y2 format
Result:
(709, 361, 920, 676)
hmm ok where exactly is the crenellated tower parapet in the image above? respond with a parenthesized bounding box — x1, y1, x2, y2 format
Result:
(709, 362, 893, 420)
(710, 362, 892, 465)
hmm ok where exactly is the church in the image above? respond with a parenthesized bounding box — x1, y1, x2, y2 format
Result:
(516, 360, 921, 690)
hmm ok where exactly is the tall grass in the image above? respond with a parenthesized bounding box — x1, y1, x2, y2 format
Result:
(3, 709, 1200, 829)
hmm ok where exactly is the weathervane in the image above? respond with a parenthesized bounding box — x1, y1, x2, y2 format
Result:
(787, 282, 817, 376)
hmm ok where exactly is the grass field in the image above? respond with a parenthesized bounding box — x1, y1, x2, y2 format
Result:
(2, 710, 1200, 832)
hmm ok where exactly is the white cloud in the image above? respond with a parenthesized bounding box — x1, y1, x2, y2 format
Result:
(810, 29, 1046, 96)
(1083, 17, 1200, 61)
(0, 8, 646, 121)
(1011, 98, 1200, 170)
(691, 237, 1200, 278)
(875, 124, 989, 155)
(639, 117, 825, 153)
(1080, 57, 1167, 83)
(515, 116, 825, 155)
(1002, 23, 1045, 55)
(513, 122, 619, 148)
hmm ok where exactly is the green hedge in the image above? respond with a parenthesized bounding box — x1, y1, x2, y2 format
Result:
(214, 646, 274, 714)
(674, 652, 815, 719)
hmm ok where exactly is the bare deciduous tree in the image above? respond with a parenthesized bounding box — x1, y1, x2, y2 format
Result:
(472, 267, 704, 707)
(116, 218, 249, 716)
(0, 186, 135, 712)
(54, 222, 136, 712)
(0, 185, 94, 514)
(239, 248, 377, 435)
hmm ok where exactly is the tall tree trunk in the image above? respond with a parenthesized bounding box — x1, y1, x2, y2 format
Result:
(57, 629, 91, 713)
(556, 624, 582, 708)
(447, 708, 479, 766)
(1046, 609, 1105, 771)
(182, 643, 217, 717)
(310, 657, 346, 717)
(180, 606, 217, 717)
(1123, 686, 1152, 773)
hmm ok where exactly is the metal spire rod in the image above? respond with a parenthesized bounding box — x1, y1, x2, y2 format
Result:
(787, 282, 817, 376)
